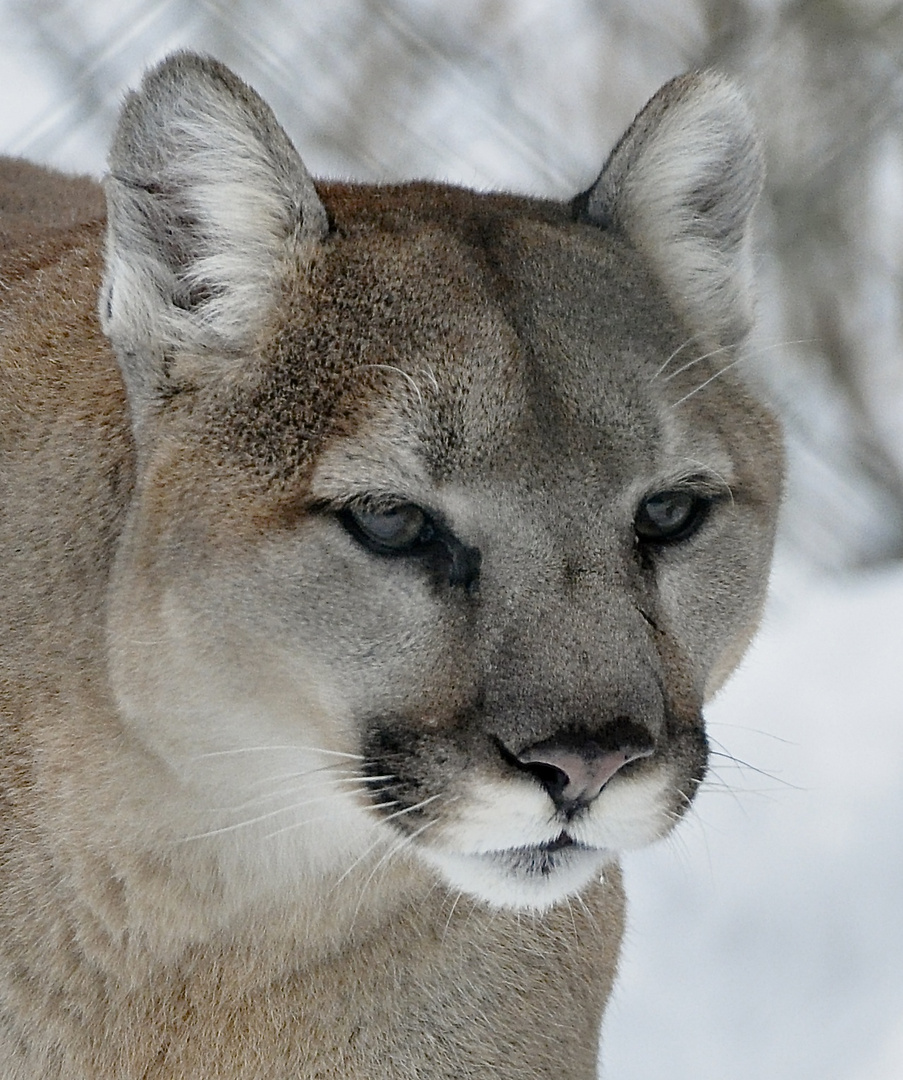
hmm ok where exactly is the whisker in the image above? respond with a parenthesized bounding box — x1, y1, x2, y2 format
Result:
(358, 362, 424, 406)
(699, 770, 749, 812)
(661, 341, 736, 383)
(244, 770, 388, 791)
(707, 742, 799, 789)
(661, 816, 699, 872)
(350, 818, 439, 927)
(572, 891, 599, 932)
(441, 889, 465, 942)
(674, 785, 697, 814)
(328, 835, 390, 892)
(667, 338, 815, 407)
(702, 783, 786, 803)
(216, 765, 363, 799)
(416, 364, 440, 394)
(207, 774, 378, 815)
(669, 356, 746, 407)
(564, 897, 580, 950)
(326, 801, 417, 892)
(261, 799, 375, 841)
(706, 721, 798, 747)
(192, 745, 365, 762)
(177, 792, 352, 842)
(650, 332, 703, 380)
(681, 457, 736, 504)
(663, 337, 812, 386)
(379, 793, 443, 824)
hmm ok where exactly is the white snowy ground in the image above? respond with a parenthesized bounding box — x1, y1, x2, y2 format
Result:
(2, 17, 902, 1079)
(604, 558, 903, 1080)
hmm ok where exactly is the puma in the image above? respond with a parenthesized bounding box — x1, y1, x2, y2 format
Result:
(0, 53, 782, 1078)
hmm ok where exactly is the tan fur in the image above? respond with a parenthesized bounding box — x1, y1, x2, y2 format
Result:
(0, 56, 782, 1078)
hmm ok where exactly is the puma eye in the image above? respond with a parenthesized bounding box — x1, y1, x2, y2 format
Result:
(634, 490, 710, 543)
(340, 502, 435, 555)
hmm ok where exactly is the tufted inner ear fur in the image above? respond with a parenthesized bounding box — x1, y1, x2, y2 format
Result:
(100, 51, 329, 412)
(575, 71, 764, 346)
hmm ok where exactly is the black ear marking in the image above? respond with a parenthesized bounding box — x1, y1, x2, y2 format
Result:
(571, 186, 611, 228)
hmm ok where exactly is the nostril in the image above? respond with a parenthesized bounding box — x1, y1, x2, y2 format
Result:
(520, 760, 571, 805)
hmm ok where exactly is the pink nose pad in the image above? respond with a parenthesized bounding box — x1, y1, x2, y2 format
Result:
(515, 740, 655, 810)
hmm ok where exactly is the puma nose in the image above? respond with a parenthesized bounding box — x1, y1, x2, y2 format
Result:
(513, 730, 655, 813)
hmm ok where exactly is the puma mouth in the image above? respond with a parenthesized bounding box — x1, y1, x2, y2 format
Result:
(535, 832, 576, 854)
(492, 834, 595, 877)
(419, 834, 610, 911)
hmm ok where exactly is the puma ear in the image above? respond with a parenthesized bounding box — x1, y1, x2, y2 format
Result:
(576, 71, 763, 344)
(100, 52, 328, 407)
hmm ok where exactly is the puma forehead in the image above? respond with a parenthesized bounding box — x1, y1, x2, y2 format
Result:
(0, 52, 782, 1079)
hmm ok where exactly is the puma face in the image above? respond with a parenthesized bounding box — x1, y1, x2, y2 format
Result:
(101, 55, 781, 913)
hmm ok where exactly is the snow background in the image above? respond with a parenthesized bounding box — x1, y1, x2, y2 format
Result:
(605, 558, 903, 1079)
(1, 4, 901, 1077)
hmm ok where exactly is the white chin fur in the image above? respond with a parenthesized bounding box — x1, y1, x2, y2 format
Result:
(412, 769, 675, 911)
(419, 844, 611, 912)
